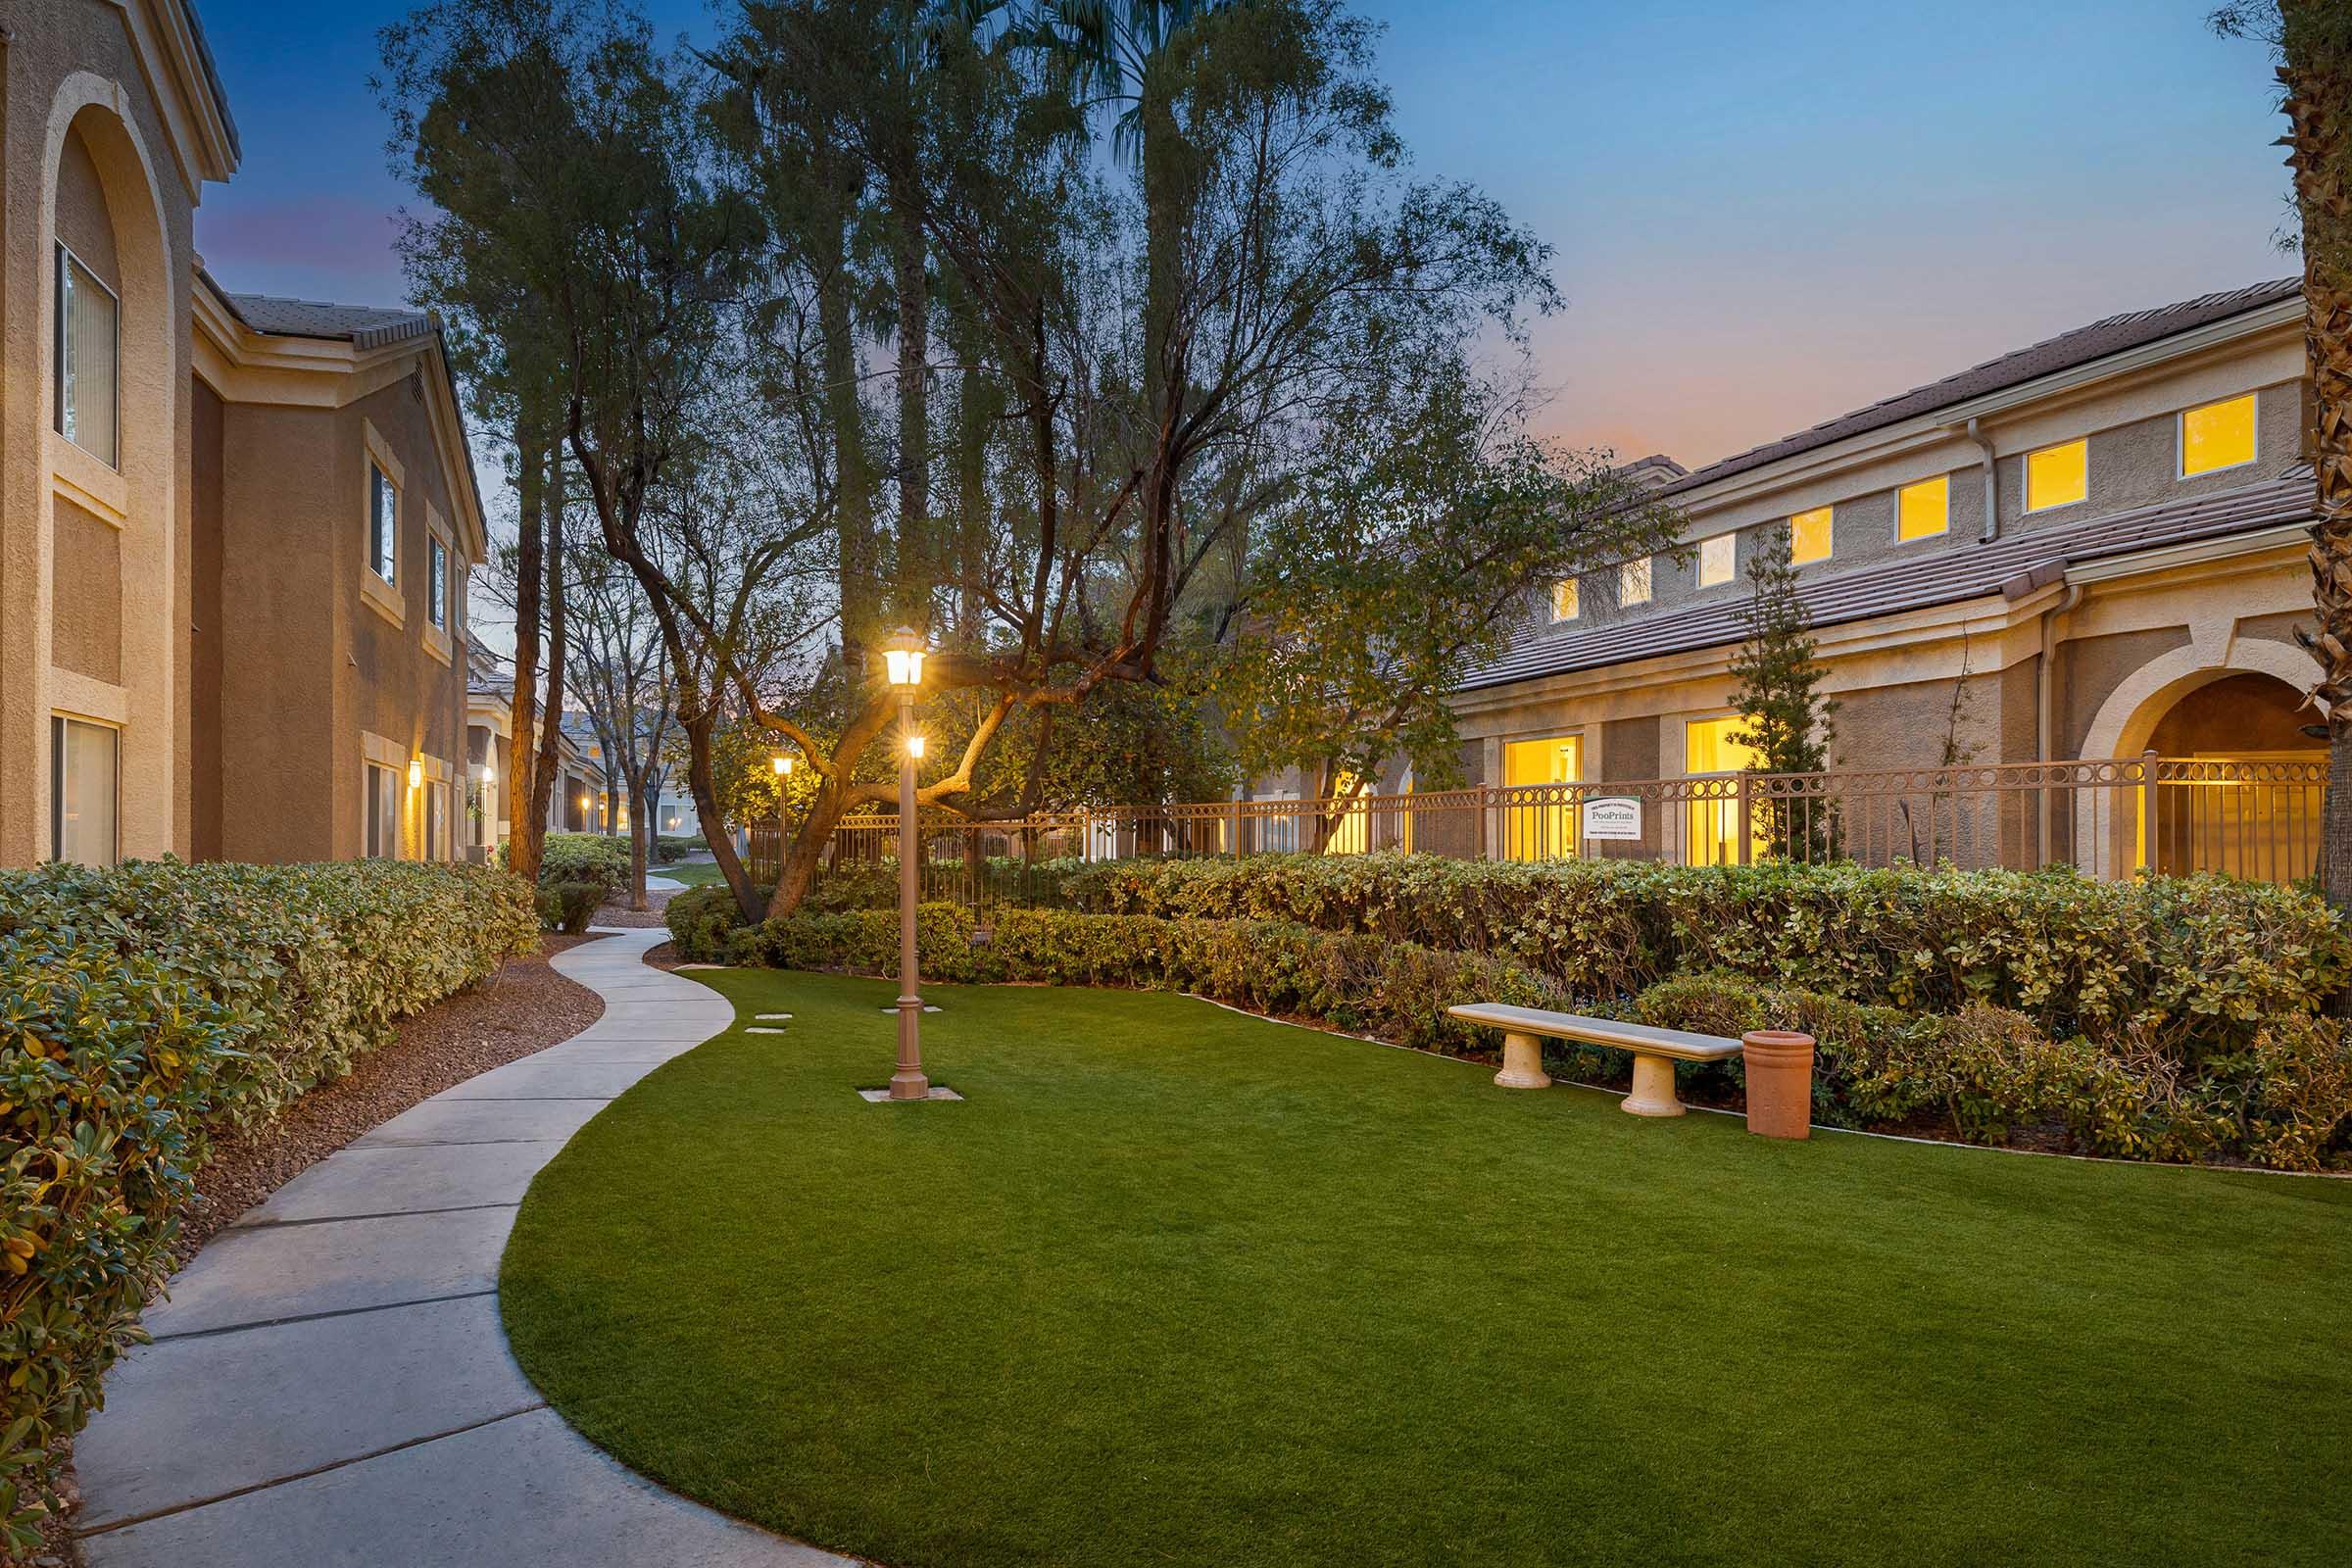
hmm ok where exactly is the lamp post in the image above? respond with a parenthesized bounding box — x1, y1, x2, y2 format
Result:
(770, 753, 794, 889)
(881, 627, 929, 1101)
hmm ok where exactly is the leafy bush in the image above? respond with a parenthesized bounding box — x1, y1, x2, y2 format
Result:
(540, 832, 630, 895)
(0, 858, 537, 1552)
(1629, 970, 2350, 1169)
(537, 880, 605, 935)
(654, 834, 706, 865)
(798, 855, 1091, 913)
(1063, 854, 2350, 1056)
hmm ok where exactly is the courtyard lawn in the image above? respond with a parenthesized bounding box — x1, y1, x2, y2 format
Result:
(655, 858, 728, 888)
(501, 972, 2352, 1568)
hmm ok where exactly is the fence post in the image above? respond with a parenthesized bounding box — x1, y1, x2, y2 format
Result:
(1737, 775, 1753, 867)
(2139, 748, 2159, 875)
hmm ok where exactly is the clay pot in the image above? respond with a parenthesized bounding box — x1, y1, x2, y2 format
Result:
(1740, 1030, 1816, 1140)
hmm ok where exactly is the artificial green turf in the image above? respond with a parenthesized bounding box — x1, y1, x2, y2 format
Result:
(501, 972, 2352, 1568)
(654, 858, 728, 888)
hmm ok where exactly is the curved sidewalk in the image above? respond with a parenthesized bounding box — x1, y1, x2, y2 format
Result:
(74, 927, 852, 1568)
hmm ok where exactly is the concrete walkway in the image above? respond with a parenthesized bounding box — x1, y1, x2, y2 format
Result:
(74, 928, 854, 1568)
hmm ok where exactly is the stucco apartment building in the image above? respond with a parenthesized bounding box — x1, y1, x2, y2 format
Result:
(1440, 277, 2323, 878)
(8, 0, 490, 869)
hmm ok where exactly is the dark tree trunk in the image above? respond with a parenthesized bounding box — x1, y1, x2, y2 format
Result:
(531, 445, 568, 856)
(507, 425, 548, 881)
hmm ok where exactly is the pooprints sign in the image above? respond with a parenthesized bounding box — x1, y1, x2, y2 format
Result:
(1581, 796, 1642, 841)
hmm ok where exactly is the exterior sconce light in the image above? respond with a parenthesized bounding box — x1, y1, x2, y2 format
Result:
(408, 759, 423, 791)
(881, 626, 926, 690)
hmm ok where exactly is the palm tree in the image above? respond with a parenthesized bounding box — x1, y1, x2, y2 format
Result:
(2215, 2, 2352, 903)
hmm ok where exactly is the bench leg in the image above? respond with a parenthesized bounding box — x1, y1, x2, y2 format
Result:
(1621, 1053, 1685, 1117)
(1493, 1031, 1551, 1090)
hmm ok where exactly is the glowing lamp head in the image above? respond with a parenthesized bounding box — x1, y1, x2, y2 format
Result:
(480, 764, 495, 789)
(906, 733, 926, 760)
(881, 626, 926, 691)
(407, 759, 423, 791)
(772, 754, 794, 777)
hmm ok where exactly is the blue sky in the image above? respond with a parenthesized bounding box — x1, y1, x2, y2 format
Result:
(193, 0, 2294, 470)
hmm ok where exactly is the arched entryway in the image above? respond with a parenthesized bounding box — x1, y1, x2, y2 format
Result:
(2076, 648, 2325, 882)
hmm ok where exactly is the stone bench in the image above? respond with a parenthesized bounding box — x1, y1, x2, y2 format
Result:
(1445, 1003, 1741, 1118)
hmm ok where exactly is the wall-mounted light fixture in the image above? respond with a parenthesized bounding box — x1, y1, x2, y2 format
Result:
(408, 758, 423, 791)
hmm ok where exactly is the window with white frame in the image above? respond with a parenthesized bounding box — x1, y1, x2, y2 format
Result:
(55, 245, 120, 468)
(1697, 533, 1736, 588)
(1618, 556, 1652, 607)
(428, 535, 448, 630)
(369, 463, 399, 584)
(50, 716, 119, 867)
(425, 779, 449, 860)
(365, 762, 401, 858)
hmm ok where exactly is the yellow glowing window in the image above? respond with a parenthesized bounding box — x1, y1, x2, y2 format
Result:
(1502, 734, 1583, 861)
(1325, 771, 1368, 856)
(2026, 439, 2087, 512)
(1619, 557, 1652, 607)
(1789, 506, 1833, 564)
(1697, 533, 1736, 588)
(1684, 715, 1766, 868)
(1896, 476, 1948, 542)
(2180, 393, 2256, 477)
(1550, 578, 1579, 622)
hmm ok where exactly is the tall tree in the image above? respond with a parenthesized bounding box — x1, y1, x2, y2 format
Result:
(2215, 1, 2352, 904)
(1728, 522, 1838, 862)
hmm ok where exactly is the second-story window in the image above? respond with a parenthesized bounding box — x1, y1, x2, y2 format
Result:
(1697, 534, 1736, 588)
(428, 535, 449, 630)
(369, 463, 399, 583)
(55, 245, 120, 468)
(2027, 439, 2088, 512)
(1619, 557, 1652, 607)
(1897, 475, 1949, 542)
(1549, 578, 1579, 622)
(2180, 393, 2256, 478)
(1789, 506, 1833, 564)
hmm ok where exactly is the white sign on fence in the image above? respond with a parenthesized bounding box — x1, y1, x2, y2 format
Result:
(1581, 796, 1642, 841)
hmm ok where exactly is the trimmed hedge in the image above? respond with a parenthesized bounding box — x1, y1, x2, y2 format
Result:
(0, 859, 537, 1552)
(540, 832, 630, 898)
(1062, 853, 2351, 1056)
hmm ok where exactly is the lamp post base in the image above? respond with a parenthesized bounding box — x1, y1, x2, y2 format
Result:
(889, 997, 928, 1100)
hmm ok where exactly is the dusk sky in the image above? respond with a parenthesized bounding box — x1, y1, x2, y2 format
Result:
(192, 0, 2296, 474)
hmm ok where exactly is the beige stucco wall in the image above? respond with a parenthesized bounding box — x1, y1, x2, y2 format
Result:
(2, 3, 207, 866)
(194, 355, 470, 862)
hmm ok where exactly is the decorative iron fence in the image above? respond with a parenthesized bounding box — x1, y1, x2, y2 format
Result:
(740, 751, 2327, 909)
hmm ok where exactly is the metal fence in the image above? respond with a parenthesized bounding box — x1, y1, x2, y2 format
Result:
(742, 751, 2328, 909)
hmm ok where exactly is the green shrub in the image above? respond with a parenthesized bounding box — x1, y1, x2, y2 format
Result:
(0, 858, 537, 1552)
(654, 834, 706, 865)
(537, 880, 605, 935)
(1063, 853, 2350, 1055)
(540, 832, 630, 895)
(666, 885, 749, 961)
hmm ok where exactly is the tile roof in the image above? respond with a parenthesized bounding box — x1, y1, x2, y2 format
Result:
(221, 293, 434, 351)
(1463, 471, 2315, 692)
(181, 2, 241, 161)
(1656, 279, 2302, 499)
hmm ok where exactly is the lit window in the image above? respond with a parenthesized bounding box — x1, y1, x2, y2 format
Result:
(2180, 393, 2256, 477)
(55, 246, 120, 468)
(1619, 557, 1652, 607)
(1789, 507, 1833, 564)
(50, 716, 119, 867)
(369, 464, 399, 583)
(425, 780, 449, 860)
(1697, 533, 1736, 588)
(1896, 475, 1948, 541)
(2027, 439, 2088, 512)
(366, 761, 401, 858)
(1684, 714, 1766, 868)
(1549, 578, 1579, 622)
(428, 536, 449, 629)
(1502, 733, 1583, 862)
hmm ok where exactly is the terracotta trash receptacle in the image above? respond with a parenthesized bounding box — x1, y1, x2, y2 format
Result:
(1740, 1030, 1816, 1140)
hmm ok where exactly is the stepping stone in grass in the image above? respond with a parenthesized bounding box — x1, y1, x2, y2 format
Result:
(756, 1013, 793, 1021)
(879, 1005, 944, 1014)
(746, 1026, 786, 1035)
